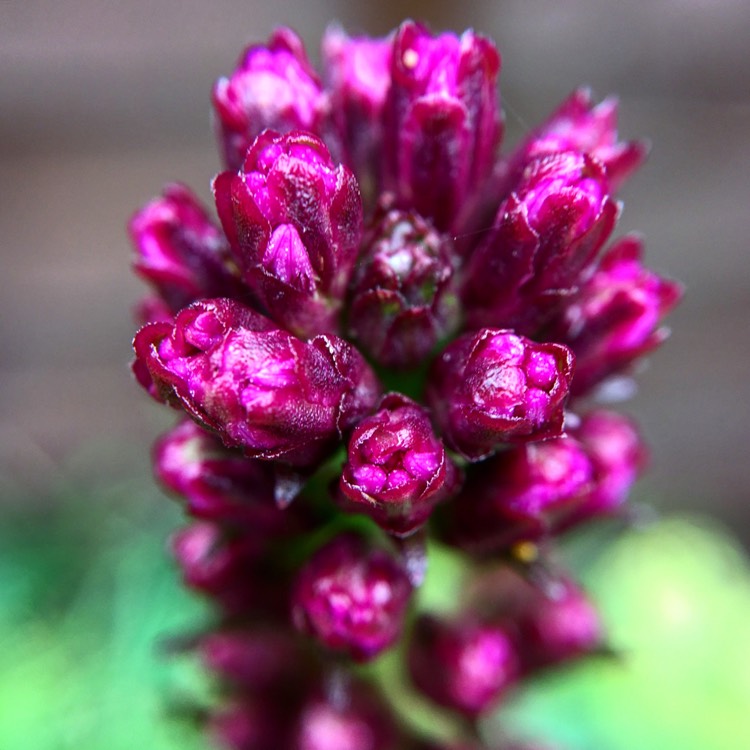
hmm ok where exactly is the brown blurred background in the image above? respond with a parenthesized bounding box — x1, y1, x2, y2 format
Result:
(2, 1, 748, 537)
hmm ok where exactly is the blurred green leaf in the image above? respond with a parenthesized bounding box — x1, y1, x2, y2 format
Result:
(0, 478, 210, 750)
(496, 517, 750, 750)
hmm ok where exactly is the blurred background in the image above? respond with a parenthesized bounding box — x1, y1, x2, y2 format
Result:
(1, 1, 749, 748)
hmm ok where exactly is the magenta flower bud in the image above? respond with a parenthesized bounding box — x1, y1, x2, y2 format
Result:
(348, 207, 459, 369)
(322, 26, 393, 199)
(408, 742, 483, 750)
(214, 130, 363, 337)
(568, 410, 647, 523)
(200, 629, 310, 692)
(154, 419, 299, 530)
(133, 298, 380, 467)
(549, 236, 683, 395)
(383, 21, 501, 231)
(171, 522, 265, 614)
(446, 437, 594, 554)
(212, 28, 328, 171)
(512, 88, 648, 193)
(408, 614, 519, 716)
(208, 698, 291, 750)
(134, 295, 173, 326)
(295, 681, 398, 750)
(518, 580, 602, 670)
(339, 394, 460, 537)
(427, 329, 574, 461)
(129, 183, 242, 314)
(291, 533, 412, 661)
(463, 151, 618, 332)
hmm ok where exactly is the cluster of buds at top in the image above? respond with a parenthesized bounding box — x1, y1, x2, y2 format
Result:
(130, 19, 680, 750)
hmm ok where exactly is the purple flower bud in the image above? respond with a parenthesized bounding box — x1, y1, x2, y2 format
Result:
(511, 88, 648, 193)
(384, 21, 501, 231)
(339, 394, 460, 537)
(427, 329, 574, 461)
(566, 410, 646, 524)
(518, 580, 602, 670)
(133, 298, 380, 467)
(548, 236, 683, 395)
(408, 741, 483, 750)
(463, 151, 618, 333)
(295, 681, 398, 750)
(213, 28, 328, 171)
(291, 533, 412, 661)
(129, 183, 242, 314)
(200, 628, 310, 693)
(348, 206, 459, 369)
(154, 419, 297, 530)
(208, 698, 291, 750)
(134, 295, 173, 326)
(408, 614, 519, 716)
(322, 27, 393, 200)
(171, 522, 266, 614)
(214, 130, 363, 337)
(446, 437, 594, 554)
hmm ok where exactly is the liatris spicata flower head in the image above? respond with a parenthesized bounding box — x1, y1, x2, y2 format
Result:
(129, 18, 680, 750)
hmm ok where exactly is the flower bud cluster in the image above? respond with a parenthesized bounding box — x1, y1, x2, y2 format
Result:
(408, 573, 602, 717)
(130, 19, 680, 750)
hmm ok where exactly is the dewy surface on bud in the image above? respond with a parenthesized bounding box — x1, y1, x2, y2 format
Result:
(428, 329, 574, 461)
(292, 533, 412, 661)
(384, 21, 501, 231)
(348, 205, 459, 368)
(133, 298, 379, 466)
(339, 393, 460, 537)
(214, 129, 363, 337)
(213, 28, 328, 171)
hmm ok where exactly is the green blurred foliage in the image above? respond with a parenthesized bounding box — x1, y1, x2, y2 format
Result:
(0, 478, 211, 750)
(2, 470, 749, 750)
(497, 517, 750, 750)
